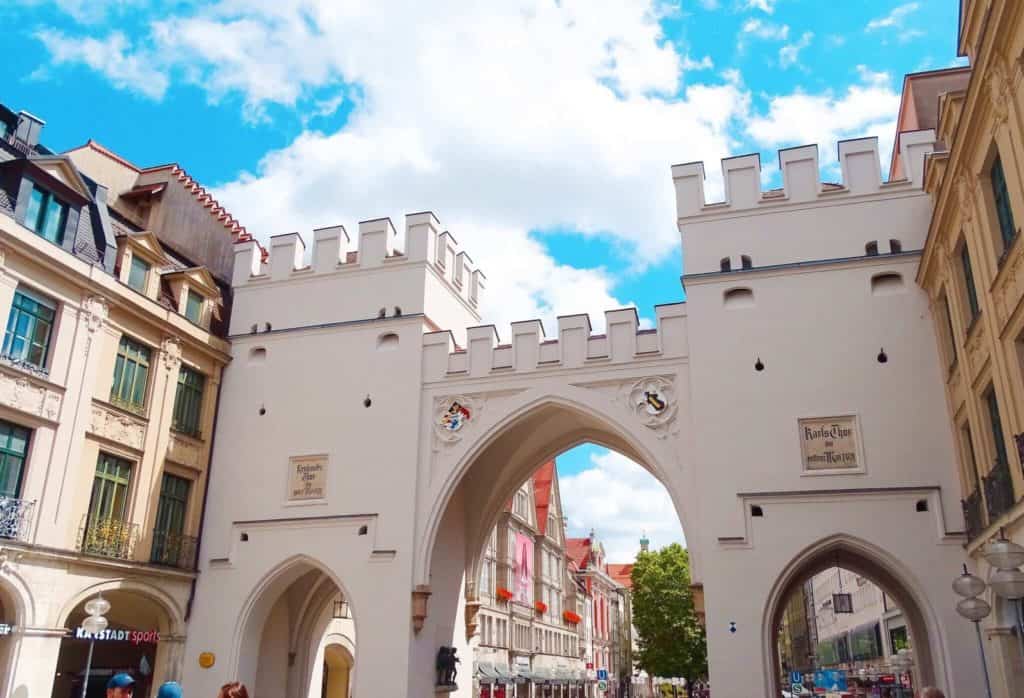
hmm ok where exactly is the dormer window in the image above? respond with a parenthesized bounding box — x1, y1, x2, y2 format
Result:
(127, 255, 151, 293)
(184, 290, 204, 324)
(25, 184, 68, 244)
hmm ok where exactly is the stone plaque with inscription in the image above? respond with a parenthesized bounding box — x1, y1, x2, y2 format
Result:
(798, 416, 860, 472)
(288, 455, 327, 500)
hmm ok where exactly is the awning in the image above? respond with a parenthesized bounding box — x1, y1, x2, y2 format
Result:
(476, 662, 498, 684)
(493, 664, 515, 684)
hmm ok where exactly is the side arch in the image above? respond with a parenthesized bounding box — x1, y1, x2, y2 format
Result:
(231, 553, 358, 689)
(417, 388, 693, 588)
(0, 565, 35, 627)
(53, 578, 184, 634)
(761, 534, 945, 697)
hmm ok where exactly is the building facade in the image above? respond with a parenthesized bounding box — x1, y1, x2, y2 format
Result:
(472, 461, 588, 697)
(914, 2, 1024, 696)
(0, 108, 240, 698)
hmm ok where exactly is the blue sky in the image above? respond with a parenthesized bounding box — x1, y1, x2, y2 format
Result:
(0, 0, 963, 561)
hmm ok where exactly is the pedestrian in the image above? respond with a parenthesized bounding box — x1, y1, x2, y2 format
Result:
(217, 682, 249, 698)
(106, 673, 135, 698)
(918, 689, 944, 698)
(157, 682, 183, 698)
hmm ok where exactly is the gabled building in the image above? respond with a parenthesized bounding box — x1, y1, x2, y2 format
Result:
(0, 106, 244, 698)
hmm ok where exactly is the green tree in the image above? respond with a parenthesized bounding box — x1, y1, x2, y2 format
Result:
(631, 543, 707, 689)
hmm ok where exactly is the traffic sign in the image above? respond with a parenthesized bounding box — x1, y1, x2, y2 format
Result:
(597, 669, 608, 681)
(791, 683, 804, 695)
(597, 680, 608, 691)
(789, 671, 803, 686)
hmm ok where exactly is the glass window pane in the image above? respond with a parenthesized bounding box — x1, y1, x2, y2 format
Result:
(41, 198, 67, 244)
(185, 290, 203, 323)
(25, 187, 44, 234)
(127, 256, 150, 293)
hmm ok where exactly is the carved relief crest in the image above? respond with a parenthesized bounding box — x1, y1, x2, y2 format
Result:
(623, 377, 677, 437)
(81, 296, 109, 334)
(161, 337, 183, 372)
(433, 395, 481, 447)
(0, 370, 62, 422)
(988, 58, 1011, 125)
(957, 175, 978, 223)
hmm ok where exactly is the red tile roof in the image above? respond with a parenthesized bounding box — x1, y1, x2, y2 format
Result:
(566, 537, 592, 571)
(533, 460, 556, 535)
(607, 563, 634, 589)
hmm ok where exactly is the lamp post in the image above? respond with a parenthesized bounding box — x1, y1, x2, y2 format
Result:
(952, 564, 994, 698)
(80, 594, 111, 698)
(981, 531, 1024, 666)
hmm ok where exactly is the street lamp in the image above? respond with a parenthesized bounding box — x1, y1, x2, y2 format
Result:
(981, 531, 1024, 666)
(953, 564, 993, 698)
(332, 595, 350, 619)
(80, 594, 111, 698)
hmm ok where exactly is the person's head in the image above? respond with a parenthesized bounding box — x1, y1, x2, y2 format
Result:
(156, 682, 183, 698)
(217, 682, 249, 698)
(106, 673, 135, 698)
(919, 689, 944, 698)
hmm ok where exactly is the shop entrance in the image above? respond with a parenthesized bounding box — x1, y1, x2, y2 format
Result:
(0, 580, 19, 698)
(51, 590, 168, 698)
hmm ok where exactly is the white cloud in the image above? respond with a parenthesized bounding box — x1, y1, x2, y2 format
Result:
(560, 450, 685, 563)
(744, 0, 776, 13)
(865, 3, 919, 32)
(741, 18, 789, 40)
(747, 69, 899, 179)
(682, 54, 715, 71)
(35, 30, 168, 99)
(779, 31, 813, 69)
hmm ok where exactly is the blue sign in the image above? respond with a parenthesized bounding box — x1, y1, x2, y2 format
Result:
(597, 669, 608, 681)
(814, 669, 848, 691)
(789, 671, 803, 686)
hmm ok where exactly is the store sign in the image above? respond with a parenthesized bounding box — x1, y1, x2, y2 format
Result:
(288, 455, 327, 500)
(798, 416, 860, 471)
(74, 627, 160, 645)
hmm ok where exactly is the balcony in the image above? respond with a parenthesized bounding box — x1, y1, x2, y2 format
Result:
(962, 488, 986, 543)
(983, 458, 1016, 522)
(0, 497, 35, 541)
(150, 530, 199, 571)
(78, 516, 139, 560)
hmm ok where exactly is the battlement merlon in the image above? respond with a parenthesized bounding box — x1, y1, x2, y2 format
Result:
(231, 211, 485, 305)
(421, 303, 687, 382)
(671, 131, 937, 220)
(228, 211, 484, 339)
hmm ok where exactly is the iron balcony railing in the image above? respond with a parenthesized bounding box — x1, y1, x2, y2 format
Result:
(150, 530, 199, 571)
(983, 457, 1016, 523)
(961, 487, 986, 543)
(0, 497, 35, 541)
(79, 516, 139, 560)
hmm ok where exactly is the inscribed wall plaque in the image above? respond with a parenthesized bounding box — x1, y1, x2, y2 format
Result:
(798, 416, 861, 472)
(288, 455, 327, 500)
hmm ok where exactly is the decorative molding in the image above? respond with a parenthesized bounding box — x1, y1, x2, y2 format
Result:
(464, 601, 482, 642)
(965, 321, 988, 376)
(0, 369, 62, 421)
(988, 57, 1011, 126)
(89, 402, 146, 451)
(621, 376, 678, 439)
(167, 431, 203, 469)
(432, 394, 482, 450)
(161, 337, 183, 372)
(81, 296, 109, 335)
(957, 175, 979, 223)
(412, 584, 432, 634)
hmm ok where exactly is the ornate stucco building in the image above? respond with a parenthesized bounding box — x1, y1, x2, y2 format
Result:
(914, 2, 1024, 696)
(0, 108, 244, 698)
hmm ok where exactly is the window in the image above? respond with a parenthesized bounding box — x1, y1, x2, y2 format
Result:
(962, 425, 981, 492)
(719, 257, 731, 272)
(172, 365, 205, 437)
(985, 387, 1009, 466)
(0, 420, 30, 499)
(152, 473, 190, 564)
(127, 255, 151, 293)
(110, 336, 151, 413)
(88, 453, 132, 522)
(992, 155, 1017, 252)
(939, 293, 957, 370)
(2, 288, 55, 371)
(865, 241, 879, 256)
(24, 184, 68, 244)
(890, 239, 902, 253)
(960, 244, 981, 324)
(740, 254, 752, 270)
(184, 290, 204, 324)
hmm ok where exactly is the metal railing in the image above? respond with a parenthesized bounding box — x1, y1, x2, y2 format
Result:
(962, 487, 986, 543)
(0, 497, 35, 541)
(78, 516, 139, 560)
(150, 530, 199, 570)
(983, 457, 1015, 523)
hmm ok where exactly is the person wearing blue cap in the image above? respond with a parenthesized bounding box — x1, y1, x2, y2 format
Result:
(106, 673, 135, 698)
(156, 681, 183, 698)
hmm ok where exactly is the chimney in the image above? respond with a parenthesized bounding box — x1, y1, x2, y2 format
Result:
(14, 111, 45, 149)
